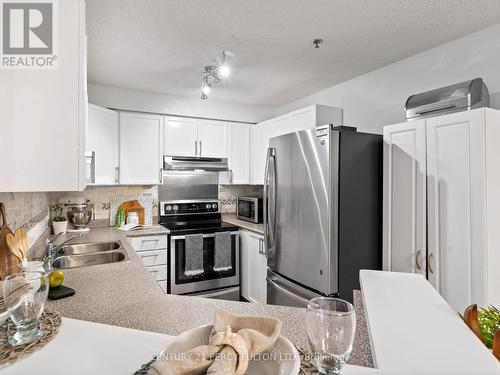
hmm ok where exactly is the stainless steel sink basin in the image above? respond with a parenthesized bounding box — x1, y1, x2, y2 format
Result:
(52, 251, 127, 270)
(57, 241, 121, 255)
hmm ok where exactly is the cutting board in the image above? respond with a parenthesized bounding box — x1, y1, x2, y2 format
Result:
(118, 200, 145, 225)
(0, 203, 21, 279)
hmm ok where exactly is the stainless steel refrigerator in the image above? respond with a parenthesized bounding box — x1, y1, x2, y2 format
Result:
(264, 125, 382, 307)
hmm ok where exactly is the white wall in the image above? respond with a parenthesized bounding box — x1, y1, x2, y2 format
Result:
(88, 84, 274, 123)
(275, 24, 500, 134)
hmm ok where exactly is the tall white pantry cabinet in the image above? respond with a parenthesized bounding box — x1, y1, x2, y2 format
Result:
(383, 108, 500, 313)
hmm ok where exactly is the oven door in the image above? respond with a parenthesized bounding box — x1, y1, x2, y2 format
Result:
(237, 199, 256, 223)
(169, 231, 239, 295)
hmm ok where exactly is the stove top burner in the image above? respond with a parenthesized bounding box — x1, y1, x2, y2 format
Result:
(159, 200, 238, 235)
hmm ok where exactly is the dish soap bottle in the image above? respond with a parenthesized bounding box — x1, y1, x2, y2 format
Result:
(115, 207, 125, 228)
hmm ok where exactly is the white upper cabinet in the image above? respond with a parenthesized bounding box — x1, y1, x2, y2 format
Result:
(250, 121, 273, 185)
(270, 114, 290, 138)
(250, 105, 342, 185)
(383, 120, 427, 276)
(289, 104, 343, 133)
(164, 117, 228, 158)
(87, 104, 119, 185)
(119, 112, 162, 185)
(0, 0, 87, 192)
(164, 117, 198, 157)
(227, 123, 250, 184)
(197, 119, 228, 158)
(383, 108, 500, 313)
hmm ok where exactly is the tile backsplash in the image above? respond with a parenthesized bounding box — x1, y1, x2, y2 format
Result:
(0, 192, 50, 247)
(50, 185, 158, 222)
(218, 185, 263, 213)
(0, 183, 263, 247)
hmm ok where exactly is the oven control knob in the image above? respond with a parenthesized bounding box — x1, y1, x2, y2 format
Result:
(165, 205, 172, 212)
(205, 203, 212, 209)
(172, 205, 179, 211)
(212, 203, 218, 210)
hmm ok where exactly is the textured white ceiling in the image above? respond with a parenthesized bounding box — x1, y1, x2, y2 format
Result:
(86, 0, 500, 107)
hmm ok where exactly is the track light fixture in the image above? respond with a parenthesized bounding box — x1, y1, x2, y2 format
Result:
(200, 51, 230, 99)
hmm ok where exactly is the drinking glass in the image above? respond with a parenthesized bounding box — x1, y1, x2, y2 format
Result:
(3, 271, 49, 346)
(306, 297, 356, 374)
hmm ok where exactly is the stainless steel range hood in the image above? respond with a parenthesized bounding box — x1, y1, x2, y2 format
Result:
(405, 78, 490, 120)
(163, 155, 229, 171)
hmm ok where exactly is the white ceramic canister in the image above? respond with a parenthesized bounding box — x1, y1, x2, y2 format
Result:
(126, 212, 139, 225)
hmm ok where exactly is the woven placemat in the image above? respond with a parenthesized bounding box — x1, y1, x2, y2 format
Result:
(132, 345, 319, 375)
(0, 309, 62, 365)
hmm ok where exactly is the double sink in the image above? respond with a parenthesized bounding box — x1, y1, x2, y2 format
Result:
(52, 241, 129, 270)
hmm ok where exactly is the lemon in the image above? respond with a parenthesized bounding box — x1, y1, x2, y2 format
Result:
(49, 270, 64, 288)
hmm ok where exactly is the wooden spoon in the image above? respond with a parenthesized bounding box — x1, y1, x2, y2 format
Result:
(5, 233, 23, 262)
(14, 229, 29, 262)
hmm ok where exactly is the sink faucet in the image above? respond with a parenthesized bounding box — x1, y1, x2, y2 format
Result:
(44, 233, 83, 271)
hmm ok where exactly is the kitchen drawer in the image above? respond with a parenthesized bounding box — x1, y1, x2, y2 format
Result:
(157, 280, 167, 294)
(137, 249, 167, 267)
(129, 235, 167, 251)
(148, 264, 167, 281)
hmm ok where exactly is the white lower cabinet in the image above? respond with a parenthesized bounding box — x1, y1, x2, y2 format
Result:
(128, 235, 168, 294)
(240, 229, 267, 304)
(383, 108, 500, 313)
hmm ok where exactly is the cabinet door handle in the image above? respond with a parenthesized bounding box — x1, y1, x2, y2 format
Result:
(428, 253, 435, 274)
(115, 167, 120, 184)
(199, 141, 202, 156)
(195, 141, 198, 156)
(229, 169, 233, 184)
(415, 250, 422, 271)
(159, 168, 163, 184)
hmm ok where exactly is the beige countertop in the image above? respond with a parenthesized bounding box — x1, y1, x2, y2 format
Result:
(222, 213, 264, 234)
(44, 226, 372, 367)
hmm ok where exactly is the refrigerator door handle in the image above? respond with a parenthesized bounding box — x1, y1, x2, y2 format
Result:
(266, 276, 310, 305)
(263, 147, 276, 259)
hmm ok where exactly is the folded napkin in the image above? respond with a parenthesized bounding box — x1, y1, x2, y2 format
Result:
(150, 310, 282, 375)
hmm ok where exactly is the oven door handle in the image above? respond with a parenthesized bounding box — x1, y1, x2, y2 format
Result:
(170, 231, 239, 240)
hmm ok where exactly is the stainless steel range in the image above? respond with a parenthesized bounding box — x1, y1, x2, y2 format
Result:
(159, 171, 240, 301)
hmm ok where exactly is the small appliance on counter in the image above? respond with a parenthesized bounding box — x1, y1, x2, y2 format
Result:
(405, 78, 490, 120)
(236, 196, 263, 224)
(58, 197, 93, 233)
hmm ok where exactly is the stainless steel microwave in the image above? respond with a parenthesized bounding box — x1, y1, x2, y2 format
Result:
(236, 196, 263, 224)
